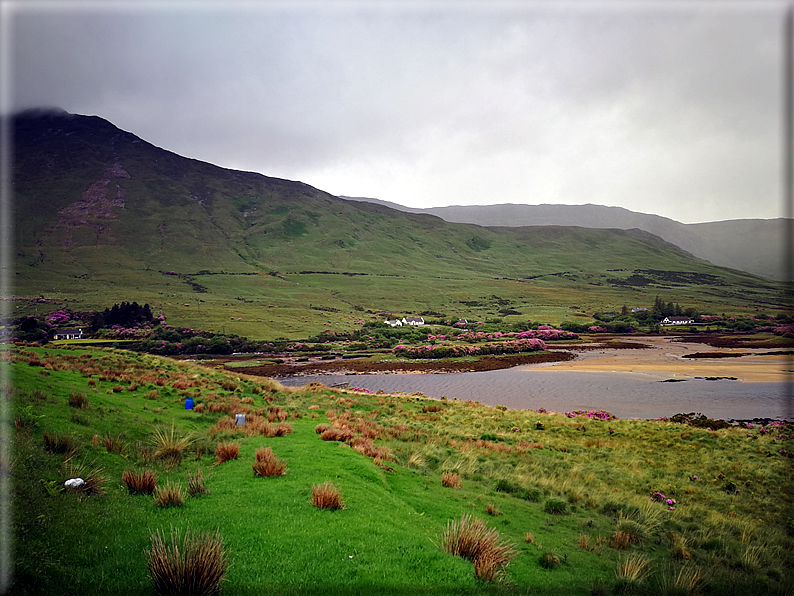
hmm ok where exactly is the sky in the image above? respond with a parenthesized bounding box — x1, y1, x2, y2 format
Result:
(3, 0, 790, 223)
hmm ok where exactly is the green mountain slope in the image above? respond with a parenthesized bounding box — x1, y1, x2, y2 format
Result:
(8, 110, 786, 338)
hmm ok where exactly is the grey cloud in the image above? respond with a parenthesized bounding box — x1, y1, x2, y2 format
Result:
(8, 2, 787, 223)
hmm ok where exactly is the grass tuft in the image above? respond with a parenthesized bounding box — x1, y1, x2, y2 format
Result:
(214, 442, 239, 465)
(153, 481, 185, 508)
(146, 526, 228, 596)
(63, 460, 106, 495)
(311, 482, 345, 510)
(187, 468, 209, 497)
(439, 514, 517, 582)
(539, 550, 560, 569)
(615, 554, 651, 592)
(151, 425, 193, 466)
(442, 471, 462, 489)
(68, 391, 89, 409)
(253, 447, 287, 477)
(121, 469, 157, 495)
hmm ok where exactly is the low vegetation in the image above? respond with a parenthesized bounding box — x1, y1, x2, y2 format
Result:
(8, 344, 794, 594)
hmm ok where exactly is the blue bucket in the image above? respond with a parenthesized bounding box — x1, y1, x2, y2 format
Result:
(185, 397, 194, 410)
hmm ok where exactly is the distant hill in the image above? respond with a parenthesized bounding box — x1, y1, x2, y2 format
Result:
(7, 110, 785, 338)
(341, 198, 790, 281)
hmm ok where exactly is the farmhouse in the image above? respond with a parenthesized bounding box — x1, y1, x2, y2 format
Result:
(661, 316, 693, 326)
(402, 317, 425, 326)
(384, 319, 403, 327)
(53, 328, 83, 340)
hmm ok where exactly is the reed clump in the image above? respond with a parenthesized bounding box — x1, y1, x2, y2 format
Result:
(253, 447, 287, 477)
(439, 515, 517, 582)
(121, 469, 157, 495)
(311, 482, 345, 510)
(146, 527, 228, 596)
(153, 481, 185, 508)
(442, 471, 462, 489)
(214, 442, 239, 465)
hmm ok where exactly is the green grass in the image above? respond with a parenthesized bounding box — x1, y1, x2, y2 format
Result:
(7, 345, 794, 594)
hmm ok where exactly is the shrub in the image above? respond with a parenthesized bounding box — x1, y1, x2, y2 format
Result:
(146, 527, 228, 596)
(214, 442, 239, 465)
(187, 468, 209, 497)
(539, 551, 560, 569)
(544, 499, 568, 515)
(495, 478, 521, 494)
(442, 471, 462, 489)
(153, 481, 185, 508)
(68, 391, 89, 409)
(517, 487, 543, 502)
(439, 515, 517, 581)
(311, 482, 345, 510)
(253, 447, 287, 477)
(121, 469, 157, 495)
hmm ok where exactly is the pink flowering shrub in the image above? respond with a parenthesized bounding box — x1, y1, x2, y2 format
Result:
(564, 410, 616, 421)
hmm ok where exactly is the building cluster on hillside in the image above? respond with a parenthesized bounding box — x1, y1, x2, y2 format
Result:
(384, 317, 425, 327)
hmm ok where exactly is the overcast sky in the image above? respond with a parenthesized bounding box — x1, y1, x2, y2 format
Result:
(3, 1, 789, 223)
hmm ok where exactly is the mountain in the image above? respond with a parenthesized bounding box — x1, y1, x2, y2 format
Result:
(7, 110, 785, 338)
(341, 198, 790, 281)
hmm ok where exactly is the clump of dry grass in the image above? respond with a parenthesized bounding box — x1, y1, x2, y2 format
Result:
(271, 423, 293, 437)
(68, 391, 89, 409)
(252, 447, 287, 477)
(539, 551, 560, 569)
(615, 554, 651, 590)
(311, 482, 345, 510)
(153, 481, 185, 508)
(668, 532, 691, 560)
(146, 526, 228, 596)
(439, 515, 517, 582)
(524, 532, 535, 544)
(104, 435, 126, 454)
(486, 503, 501, 517)
(214, 442, 239, 465)
(442, 471, 462, 489)
(320, 427, 354, 442)
(121, 469, 157, 495)
(43, 431, 76, 456)
(187, 469, 209, 497)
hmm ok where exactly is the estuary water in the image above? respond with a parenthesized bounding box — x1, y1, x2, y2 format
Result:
(279, 367, 790, 421)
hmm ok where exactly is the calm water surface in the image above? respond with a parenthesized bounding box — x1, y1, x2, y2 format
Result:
(279, 366, 790, 420)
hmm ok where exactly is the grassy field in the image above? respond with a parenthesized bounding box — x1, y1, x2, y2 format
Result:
(6, 345, 793, 595)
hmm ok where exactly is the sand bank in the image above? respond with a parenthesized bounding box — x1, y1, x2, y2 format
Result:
(532, 337, 792, 383)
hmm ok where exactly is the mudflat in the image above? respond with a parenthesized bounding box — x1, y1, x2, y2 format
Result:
(530, 336, 793, 383)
